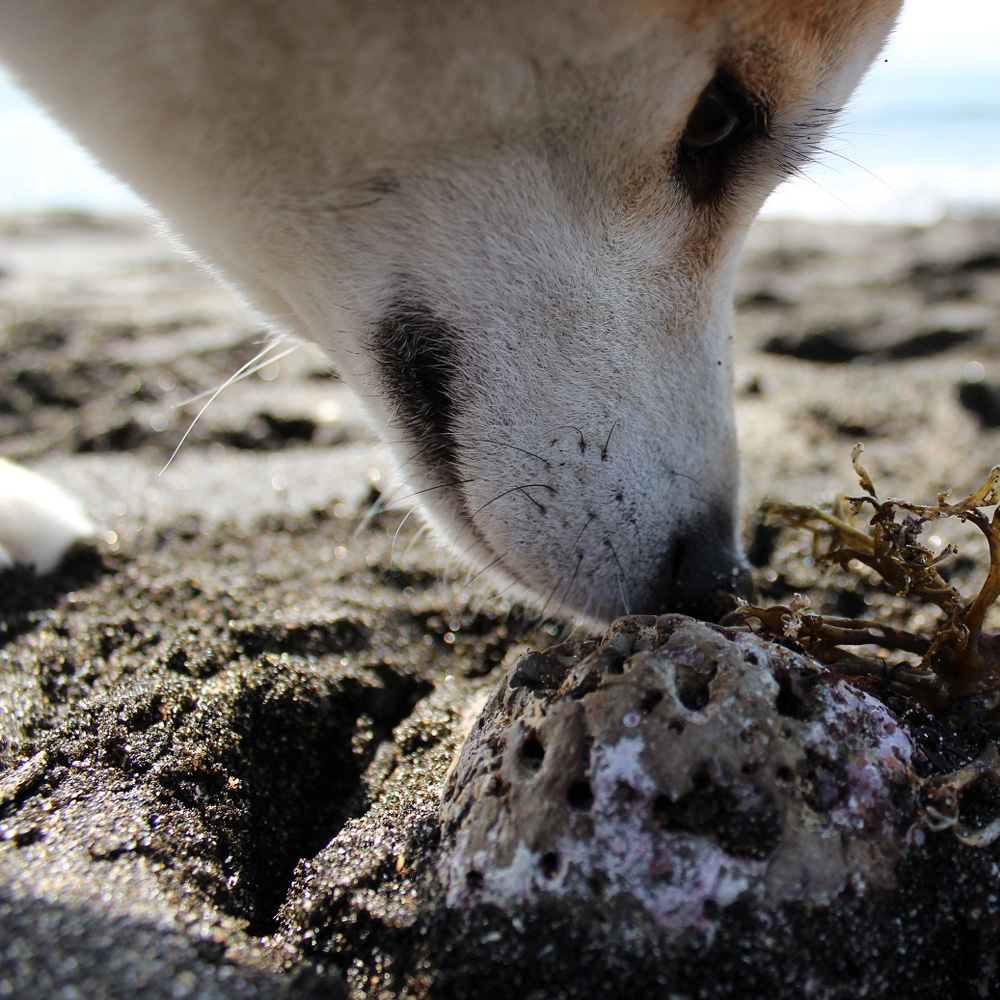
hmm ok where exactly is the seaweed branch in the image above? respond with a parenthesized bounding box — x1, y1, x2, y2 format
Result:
(741, 445, 1000, 698)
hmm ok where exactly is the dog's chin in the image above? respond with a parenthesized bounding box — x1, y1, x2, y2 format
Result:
(407, 469, 750, 626)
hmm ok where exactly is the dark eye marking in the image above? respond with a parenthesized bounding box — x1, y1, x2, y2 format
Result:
(675, 71, 770, 207)
(367, 296, 460, 473)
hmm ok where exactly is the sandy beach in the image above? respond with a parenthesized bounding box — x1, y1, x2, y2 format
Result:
(2, 211, 1000, 997)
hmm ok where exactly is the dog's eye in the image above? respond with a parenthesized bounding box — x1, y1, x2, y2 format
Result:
(681, 84, 742, 151)
(676, 72, 768, 206)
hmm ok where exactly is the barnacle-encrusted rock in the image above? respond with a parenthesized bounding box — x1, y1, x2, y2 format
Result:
(439, 614, 919, 939)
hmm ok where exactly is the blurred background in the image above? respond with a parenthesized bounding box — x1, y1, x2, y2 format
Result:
(0, 0, 996, 223)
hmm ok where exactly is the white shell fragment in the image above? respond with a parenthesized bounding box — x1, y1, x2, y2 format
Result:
(439, 614, 919, 938)
(0, 458, 96, 573)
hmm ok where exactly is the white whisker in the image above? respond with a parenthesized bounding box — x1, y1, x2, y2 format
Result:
(160, 338, 295, 475)
(390, 505, 418, 566)
(353, 490, 389, 538)
(170, 341, 300, 409)
(402, 521, 432, 559)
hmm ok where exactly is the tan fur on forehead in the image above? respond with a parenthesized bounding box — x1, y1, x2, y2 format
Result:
(708, 1, 899, 117)
(635, 0, 901, 34)
(729, 0, 903, 68)
(633, 0, 902, 83)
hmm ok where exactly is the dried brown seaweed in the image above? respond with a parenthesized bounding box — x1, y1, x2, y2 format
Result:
(741, 445, 1000, 700)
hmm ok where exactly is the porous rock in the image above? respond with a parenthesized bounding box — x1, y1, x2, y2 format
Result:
(439, 614, 919, 943)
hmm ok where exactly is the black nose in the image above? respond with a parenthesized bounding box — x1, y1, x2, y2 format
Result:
(633, 517, 752, 621)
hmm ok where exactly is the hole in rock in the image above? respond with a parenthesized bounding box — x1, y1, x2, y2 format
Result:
(520, 735, 545, 772)
(604, 649, 626, 675)
(775, 670, 816, 720)
(651, 770, 782, 860)
(567, 780, 594, 810)
(675, 661, 716, 712)
(486, 774, 509, 797)
(641, 690, 663, 715)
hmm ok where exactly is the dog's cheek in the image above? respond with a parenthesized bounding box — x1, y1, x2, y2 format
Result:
(366, 296, 462, 477)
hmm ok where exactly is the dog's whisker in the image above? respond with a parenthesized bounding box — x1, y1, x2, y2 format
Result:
(386, 477, 478, 510)
(390, 505, 418, 566)
(449, 517, 495, 577)
(388, 438, 446, 477)
(160, 340, 293, 475)
(564, 595, 594, 641)
(479, 439, 552, 467)
(171, 340, 299, 409)
(792, 169, 863, 217)
(463, 554, 505, 590)
(354, 472, 426, 538)
(536, 515, 594, 623)
(814, 145, 901, 200)
(600, 419, 620, 462)
(401, 521, 432, 560)
(628, 515, 643, 557)
(482, 562, 522, 605)
(447, 483, 554, 558)
(552, 550, 585, 624)
(357, 474, 473, 545)
(467, 484, 554, 521)
(548, 425, 587, 453)
(662, 467, 715, 508)
(607, 539, 632, 616)
(353, 493, 389, 538)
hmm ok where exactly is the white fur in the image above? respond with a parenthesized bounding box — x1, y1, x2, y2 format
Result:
(0, 459, 95, 573)
(0, 0, 902, 616)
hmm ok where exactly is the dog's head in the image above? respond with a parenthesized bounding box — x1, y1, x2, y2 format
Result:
(0, 0, 902, 620)
(310, 0, 902, 621)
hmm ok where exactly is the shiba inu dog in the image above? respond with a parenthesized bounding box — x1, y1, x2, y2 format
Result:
(0, 0, 902, 622)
